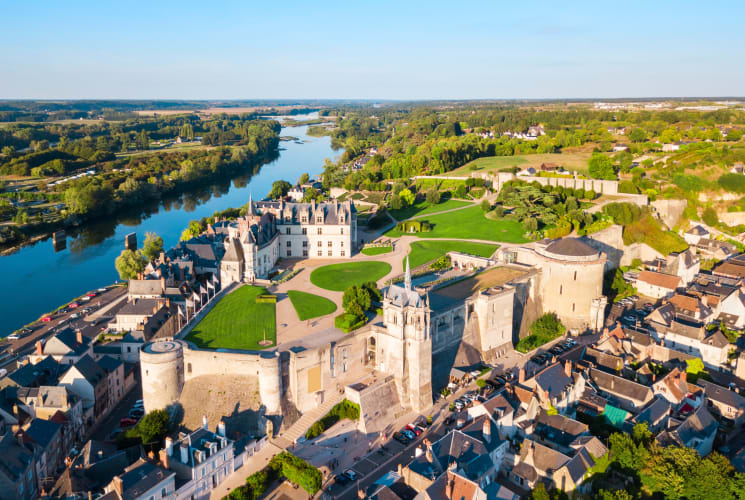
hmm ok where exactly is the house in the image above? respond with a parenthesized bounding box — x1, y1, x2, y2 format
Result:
(112, 298, 170, 336)
(511, 438, 597, 493)
(713, 257, 745, 280)
(0, 356, 62, 389)
(581, 347, 624, 374)
(0, 430, 38, 500)
(418, 470, 487, 500)
(587, 368, 653, 413)
(667, 293, 714, 324)
(660, 322, 729, 371)
(635, 270, 682, 299)
(16, 386, 85, 448)
(529, 410, 589, 455)
(365, 469, 418, 500)
(104, 458, 175, 500)
(612, 143, 630, 152)
(31, 329, 92, 365)
(58, 355, 109, 425)
(697, 238, 737, 260)
(288, 184, 305, 202)
(522, 362, 585, 414)
(698, 379, 745, 427)
(652, 368, 692, 405)
(158, 423, 235, 499)
(662, 143, 682, 152)
(656, 405, 717, 456)
(684, 225, 710, 246)
(21, 418, 63, 485)
(540, 163, 560, 172)
(631, 396, 671, 434)
(97, 356, 127, 411)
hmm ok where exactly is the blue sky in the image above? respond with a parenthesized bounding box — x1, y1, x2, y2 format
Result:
(1, 0, 744, 99)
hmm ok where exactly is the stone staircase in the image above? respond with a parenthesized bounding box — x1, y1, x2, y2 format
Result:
(273, 394, 342, 449)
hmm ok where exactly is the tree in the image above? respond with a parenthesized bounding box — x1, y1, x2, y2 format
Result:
(141, 232, 164, 261)
(455, 184, 467, 198)
(480, 199, 491, 212)
(136, 129, 150, 150)
(299, 172, 310, 185)
(180, 220, 204, 241)
(525, 217, 538, 232)
(702, 207, 719, 227)
(588, 154, 617, 180)
(399, 188, 415, 206)
(629, 128, 647, 143)
(115, 249, 147, 280)
(631, 422, 653, 446)
(389, 194, 403, 210)
(268, 180, 292, 199)
(425, 188, 440, 205)
(136, 409, 170, 445)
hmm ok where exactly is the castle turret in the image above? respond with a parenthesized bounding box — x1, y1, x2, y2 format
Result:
(140, 340, 185, 414)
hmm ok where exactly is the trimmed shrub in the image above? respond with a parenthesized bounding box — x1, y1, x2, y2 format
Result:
(334, 313, 365, 333)
(305, 400, 360, 439)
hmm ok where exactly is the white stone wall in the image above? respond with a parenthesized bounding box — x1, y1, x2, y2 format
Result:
(277, 222, 353, 258)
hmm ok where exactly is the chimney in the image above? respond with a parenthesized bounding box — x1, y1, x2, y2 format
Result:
(611, 377, 615, 390)
(202, 415, 208, 430)
(551, 355, 557, 364)
(446, 473, 454, 499)
(679, 370, 687, 384)
(483, 418, 491, 443)
(159, 251, 165, 263)
(425, 439, 433, 462)
(518, 368, 526, 384)
(159, 448, 169, 469)
(602, 327, 609, 337)
(564, 360, 572, 378)
(35, 340, 43, 355)
(160, 276, 166, 293)
(112, 476, 124, 496)
(180, 444, 189, 464)
(397, 463, 403, 475)
(76, 330, 83, 344)
(165, 436, 173, 456)
(217, 420, 226, 437)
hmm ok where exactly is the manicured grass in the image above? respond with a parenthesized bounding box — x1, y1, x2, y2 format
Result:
(405, 240, 498, 268)
(287, 290, 337, 321)
(449, 152, 592, 177)
(385, 205, 529, 243)
(185, 285, 276, 350)
(361, 246, 393, 256)
(389, 198, 472, 220)
(310, 261, 392, 291)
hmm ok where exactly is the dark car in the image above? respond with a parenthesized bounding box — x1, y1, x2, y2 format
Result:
(444, 416, 454, 426)
(119, 417, 137, 427)
(334, 474, 350, 485)
(393, 431, 410, 444)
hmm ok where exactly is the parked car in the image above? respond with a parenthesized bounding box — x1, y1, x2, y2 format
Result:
(119, 417, 137, 427)
(334, 474, 350, 485)
(406, 424, 422, 436)
(69, 302, 79, 309)
(393, 431, 410, 444)
(344, 470, 359, 481)
(70, 313, 80, 320)
(133, 400, 144, 408)
(87, 292, 97, 298)
(644, 302, 655, 311)
(7, 334, 20, 340)
(21, 327, 33, 334)
(129, 408, 144, 419)
(402, 429, 416, 441)
(444, 416, 454, 426)
(42, 316, 52, 322)
(622, 315, 636, 323)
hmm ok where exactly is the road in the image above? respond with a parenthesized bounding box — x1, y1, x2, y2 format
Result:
(90, 384, 143, 441)
(1, 284, 127, 360)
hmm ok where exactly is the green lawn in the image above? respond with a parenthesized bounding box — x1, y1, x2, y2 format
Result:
(405, 240, 498, 268)
(385, 205, 529, 243)
(310, 261, 392, 291)
(448, 152, 592, 177)
(361, 246, 393, 256)
(389, 198, 472, 220)
(287, 290, 337, 320)
(184, 285, 276, 350)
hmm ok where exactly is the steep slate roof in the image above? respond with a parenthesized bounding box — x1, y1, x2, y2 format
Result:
(569, 435, 608, 459)
(698, 380, 745, 410)
(24, 418, 62, 449)
(222, 237, 244, 262)
(687, 225, 709, 236)
(637, 270, 681, 290)
(633, 396, 671, 428)
(118, 298, 163, 316)
(116, 458, 173, 500)
(532, 363, 573, 400)
(671, 406, 717, 447)
(0, 430, 35, 483)
(589, 368, 653, 405)
(430, 428, 490, 475)
(519, 439, 570, 475)
(582, 347, 623, 373)
(534, 410, 589, 447)
(69, 355, 107, 386)
(6, 356, 62, 387)
(47, 328, 91, 356)
(127, 280, 163, 296)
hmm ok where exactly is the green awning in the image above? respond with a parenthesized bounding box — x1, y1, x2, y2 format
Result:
(602, 404, 629, 428)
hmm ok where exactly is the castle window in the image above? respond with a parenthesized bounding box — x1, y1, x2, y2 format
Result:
(287, 250, 291, 257)
(302, 241, 307, 247)
(317, 228, 322, 235)
(188, 363, 192, 374)
(574, 271, 577, 280)
(341, 241, 344, 247)
(559, 285, 563, 295)
(328, 241, 332, 247)
(341, 228, 344, 235)
(286, 228, 291, 235)
(286, 241, 291, 247)
(303, 250, 308, 256)
(317, 241, 322, 247)
(318, 250, 322, 256)
(572, 303, 575, 312)
(301, 216, 307, 223)
(328, 250, 332, 256)
(341, 250, 345, 257)
(302, 228, 307, 235)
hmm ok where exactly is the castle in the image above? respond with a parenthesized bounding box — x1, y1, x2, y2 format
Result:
(141, 237, 607, 429)
(218, 195, 357, 282)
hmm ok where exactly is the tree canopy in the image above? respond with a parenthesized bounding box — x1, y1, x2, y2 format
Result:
(115, 249, 147, 280)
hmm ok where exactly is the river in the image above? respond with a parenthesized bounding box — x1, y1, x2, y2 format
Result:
(0, 114, 336, 337)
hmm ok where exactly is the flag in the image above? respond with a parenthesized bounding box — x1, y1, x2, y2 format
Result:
(192, 292, 200, 302)
(178, 306, 185, 317)
(186, 298, 194, 308)
(211, 274, 219, 284)
(206, 280, 214, 290)
(200, 285, 208, 296)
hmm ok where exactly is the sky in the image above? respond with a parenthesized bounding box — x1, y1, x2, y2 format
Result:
(1, 0, 744, 100)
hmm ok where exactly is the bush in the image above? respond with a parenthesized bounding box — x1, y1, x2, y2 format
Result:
(256, 294, 277, 303)
(334, 313, 365, 333)
(515, 313, 565, 353)
(702, 207, 719, 226)
(718, 173, 745, 193)
(305, 399, 360, 439)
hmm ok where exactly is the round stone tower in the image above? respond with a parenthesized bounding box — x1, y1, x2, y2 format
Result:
(140, 339, 185, 414)
(536, 238, 606, 332)
(258, 352, 281, 413)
